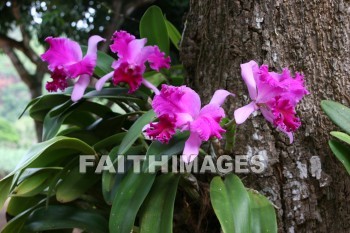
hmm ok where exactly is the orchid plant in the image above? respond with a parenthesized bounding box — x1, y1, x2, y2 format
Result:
(0, 5, 309, 233)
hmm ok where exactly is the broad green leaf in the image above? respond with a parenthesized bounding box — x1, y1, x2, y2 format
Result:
(22, 205, 108, 233)
(56, 165, 99, 203)
(10, 136, 95, 177)
(42, 100, 72, 141)
(329, 140, 350, 174)
(165, 19, 181, 50)
(7, 196, 44, 216)
(93, 132, 127, 152)
(1, 199, 46, 233)
(83, 87, 148, 108)
(63, 111, 96, 128)
(29, 94, 70, 121)
(81, 45, 114, 77)
(12, 171, 52, 197)
(248, 190, 277, 233)
(102, 145, 145, 204)
(117, 110, 156, 155)
(321, 100, 350, 134)
(43, 100, 113, 140)
(210, 174, 251, 233)
(3, 136, 96, 198)
(109, 171, 156, 233)
(140, 173, 180, 233)
(109, 133, 189, 233)
(140, 6, 169, 55)
(0, 177, 12, 209)
(330, 131, 350, 145)
(16, 167, 62, 185)
(89, 114, 126, 139)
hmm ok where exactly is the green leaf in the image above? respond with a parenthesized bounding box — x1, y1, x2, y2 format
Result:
(321, 100, 350, 134)
(117, 110, 156, 155)
(0, 177, 12, 209)
(109, 133, 189, 233)
(7, 196, 44, 216)
(29, 94, 70, 121)
(43, 100, 113, 140)
(330, 131, 350, 145)
(93, 132, 127, 152)
(83, 87, 148, 108)
(1, 199, 46, 233)
(1, 136, 96, 201)
(210, 174, 251, 233)
(248, 190, 277, 233)
(109, 171, 156, 233)
(10, 136, 95, 177)
(12, 171, 53, 197)
(140, 173, 180, 233)
(140, 6, 169, 55)
(81, 45, 114, 77)
(56, 165, 99, 203)
(329, 140, 350, 174)
(23, 205, 108, 233)
(102, 145, 145, 205)
(165, 20, 181, 50)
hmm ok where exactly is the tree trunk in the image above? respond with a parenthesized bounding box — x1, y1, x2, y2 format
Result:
(181, 0, 350, 232)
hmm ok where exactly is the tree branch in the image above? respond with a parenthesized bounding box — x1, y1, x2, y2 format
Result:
(11, 0, 40, 63)
(1, 46, 40, 96)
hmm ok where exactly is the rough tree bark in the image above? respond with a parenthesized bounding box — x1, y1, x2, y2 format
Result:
(181, 0, 350, 232)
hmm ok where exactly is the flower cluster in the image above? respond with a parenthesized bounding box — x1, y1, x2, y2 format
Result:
(41, 35, 105, 101)
(41, 32, 308, 163)
(95, 31, 170, 94)
(145, 85, 232, 163)
(41, 31, 170, 101)
(234, 61, 309, 143)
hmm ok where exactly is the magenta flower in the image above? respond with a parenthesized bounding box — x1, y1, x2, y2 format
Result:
(234, 60, 309, 143)
(95, 31, 171, 94)
(41, 35, 105, 101)
(145, 84, 233, 163)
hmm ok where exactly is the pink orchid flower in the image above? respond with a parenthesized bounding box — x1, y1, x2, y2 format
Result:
(234, 60, 309, 143)
(95, 31, 171, 94)
(41, 35, 105, 101)
(146, 84, 233, 163)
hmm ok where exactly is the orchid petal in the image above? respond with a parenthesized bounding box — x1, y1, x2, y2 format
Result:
(110, 31, 135, 57)
(152, 85, 201, 119)
(126, 38, 147, 64)
(241, 61, 258, 100)
(260, 107, 274, 124)
(66, 35, 105, 77)
(145, 114, 176, 143)
(147, 46, 171, 71)
(95, 71, 114, 91)
(86, 35, 105, 58)
(112, 63, 143, 93)
(209, 89, 233, 106)
(41, 37, 82, 71)
(142, 79, 160, 95)
(71, 74, 90, 102)
(234, 102, 257, 124)
(182, 132, 202, 163)
(191, 104, 226, 140)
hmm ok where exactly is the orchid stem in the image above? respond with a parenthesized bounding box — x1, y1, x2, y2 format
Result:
(224, 119, 236, 153)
